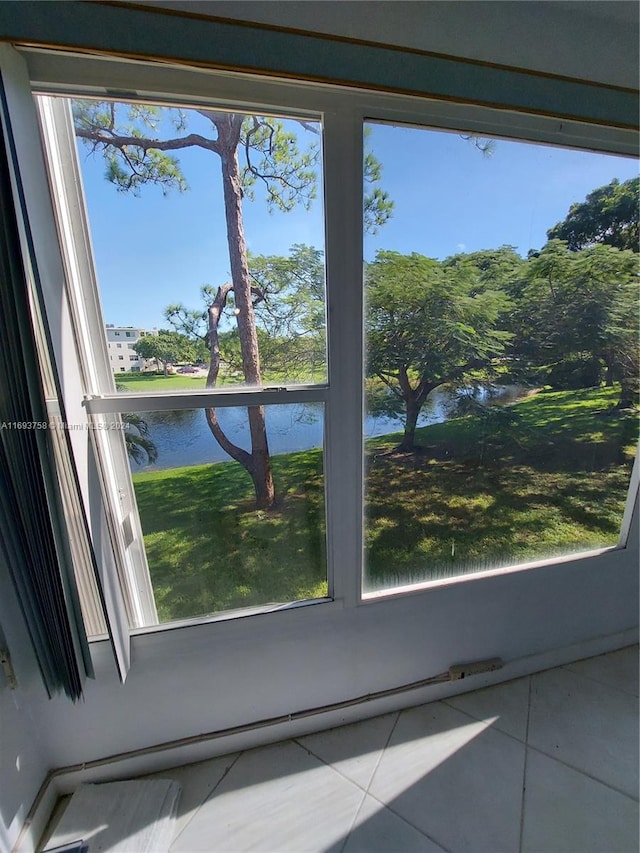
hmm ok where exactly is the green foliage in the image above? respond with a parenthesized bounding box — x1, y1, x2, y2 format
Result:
(363, 125, 394, 233)
(365, 386, 637, 589)
(73, 101, 189, 195)
(509, 240, 639, 402)
(167, 244, 327, 382)
(130, 387, 635, 617)
(133, 448, 327, 620)
(116, 384, 158, 465)
(365, 250, 513, 446)
(122, 412, 159, 466)
(133, 329, 199, 369)
(547, 177, 639, 252)
(73, 100, 392, 232)
(239, 116, 318, 212)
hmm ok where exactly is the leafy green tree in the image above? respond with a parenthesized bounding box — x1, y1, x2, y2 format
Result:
(366, 251, 512, 451)
(547, 177, 639, 252)
(74, 102, 391, 508)
(133, 330, 197, 375)
(515, 240, 639, 407)
(165, 244, 327, 382)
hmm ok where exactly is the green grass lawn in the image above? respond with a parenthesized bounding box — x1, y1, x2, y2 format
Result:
(132, 386, 637, 621)
(133, 448, 327, 622)
(117, 372, 208, 391)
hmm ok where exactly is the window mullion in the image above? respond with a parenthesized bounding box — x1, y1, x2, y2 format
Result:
(323, 107, 365, 608)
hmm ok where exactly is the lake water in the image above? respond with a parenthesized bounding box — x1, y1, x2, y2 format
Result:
(131, 385, 525, 471)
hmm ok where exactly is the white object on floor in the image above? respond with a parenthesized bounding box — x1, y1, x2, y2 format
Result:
(43, 779, 181, 853)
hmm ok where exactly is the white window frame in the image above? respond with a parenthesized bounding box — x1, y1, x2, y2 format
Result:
(4, 45, 638, 653)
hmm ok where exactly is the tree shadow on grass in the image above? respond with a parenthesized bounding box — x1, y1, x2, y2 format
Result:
(364, 390, 637, 590)
(133, 449, 327, 622)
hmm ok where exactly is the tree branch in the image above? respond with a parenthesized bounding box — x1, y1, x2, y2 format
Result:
(75, 127, 220, 155)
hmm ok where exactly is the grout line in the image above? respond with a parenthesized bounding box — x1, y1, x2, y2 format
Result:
(518, 675, 533, 853)
(168, 751, 244, 848)
(364, 708, 453, 853)
(440, 698, 528, 748)
(442, 681, 639, 804)
(363, 790, 455, 853)
(559, 663, 640, 698)
(290, 737, 369, 792)
(366, 710, 400, 795)
(525, 745, 640, 804)
(337, 789, 368, 853)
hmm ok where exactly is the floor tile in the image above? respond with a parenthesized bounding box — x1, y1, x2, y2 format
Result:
(343, 794, 446, 853)
(522, 749, 639, 853)
(144, 752, 239, 840)
(296, 712, 398, 789)
(369, 701, 525, 853)
(444, 675, 530, 741)
(528, 666, 639, 797)
(564, 645, 639, 696)
(171, 740, 364, 852)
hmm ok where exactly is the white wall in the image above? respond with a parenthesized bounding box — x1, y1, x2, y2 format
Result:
(38, 534, 639, 771)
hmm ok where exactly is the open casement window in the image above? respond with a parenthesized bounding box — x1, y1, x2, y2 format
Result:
(36, 89, 332, 629)
(1, 44, 637, 670)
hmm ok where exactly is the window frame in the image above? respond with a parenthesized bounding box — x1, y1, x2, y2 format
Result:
(8, 45, 640, 645)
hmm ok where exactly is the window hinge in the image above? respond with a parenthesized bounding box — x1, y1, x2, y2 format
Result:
(0, 647, 18, 690)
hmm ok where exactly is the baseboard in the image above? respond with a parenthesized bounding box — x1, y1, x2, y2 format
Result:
(15, 627, 638, 852)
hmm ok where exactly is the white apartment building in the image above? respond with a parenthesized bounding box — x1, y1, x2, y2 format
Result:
(105, 324, 158, 372)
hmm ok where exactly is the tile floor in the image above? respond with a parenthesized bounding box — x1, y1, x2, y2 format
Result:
(46, 645, 639, 852)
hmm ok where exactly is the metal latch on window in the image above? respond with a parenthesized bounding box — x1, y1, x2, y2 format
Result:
(0, 647, 18, 689)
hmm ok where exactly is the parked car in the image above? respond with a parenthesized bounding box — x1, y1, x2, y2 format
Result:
(177, 365, 198, 374)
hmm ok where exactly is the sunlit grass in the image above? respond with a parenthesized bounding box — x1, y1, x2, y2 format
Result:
(365, 386, 637, 589)
(133, 448, 327, 622)
(132, 386, 637, 620)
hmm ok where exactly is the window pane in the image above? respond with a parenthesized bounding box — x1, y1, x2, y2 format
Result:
(70, 98, 326, 391)
(363, 121, 639, 593)
(122, 404, 327, 622)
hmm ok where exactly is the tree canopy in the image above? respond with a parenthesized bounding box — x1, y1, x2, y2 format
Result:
(75, 100, 391, 508)
(512, 240, 639, 406)
(547, 177, 639, 252)
(133, 330, 202, 375)
(365, 251, 512, 450)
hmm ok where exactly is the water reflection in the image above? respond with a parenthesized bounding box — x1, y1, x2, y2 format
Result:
(130, 386, 524, 471)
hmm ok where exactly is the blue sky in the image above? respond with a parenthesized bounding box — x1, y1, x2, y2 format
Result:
(75, 108, 638, 330)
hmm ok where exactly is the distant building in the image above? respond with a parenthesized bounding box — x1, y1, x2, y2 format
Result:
(105, 325, 158, 372)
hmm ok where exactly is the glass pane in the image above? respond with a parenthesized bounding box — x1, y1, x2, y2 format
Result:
(122, 403, 326, 622)
(363, 120, 639, 593)
(70, 98, 326, 390)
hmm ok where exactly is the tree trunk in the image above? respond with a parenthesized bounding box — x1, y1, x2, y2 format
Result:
(398, 397, 420, 452)
(603, 350, 616, 387)
(616, 375, 639, 410)
(209, 118, 275, 509)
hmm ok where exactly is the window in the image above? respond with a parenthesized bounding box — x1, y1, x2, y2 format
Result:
(8, 48, 637, 643)
(117, 343, 122, 349)
(362, 121, 639, 594)
(37, 90, 330, 629)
